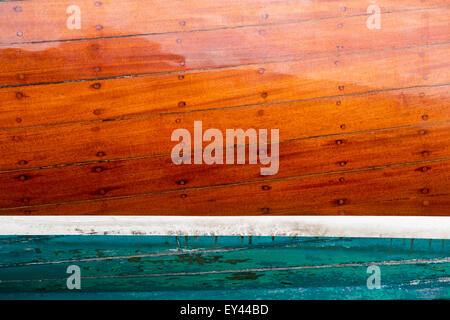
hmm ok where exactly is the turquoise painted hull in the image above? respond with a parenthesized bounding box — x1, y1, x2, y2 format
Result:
(0, 236, 448, 300)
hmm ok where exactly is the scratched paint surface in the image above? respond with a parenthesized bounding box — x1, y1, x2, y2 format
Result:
(0, 236, 448, 299)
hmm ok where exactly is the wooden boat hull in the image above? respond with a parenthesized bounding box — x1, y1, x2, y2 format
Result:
(0, 1, 449, 216)
(0, 235, 448, 299)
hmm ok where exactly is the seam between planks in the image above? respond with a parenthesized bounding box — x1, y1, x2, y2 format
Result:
(1, 4, 448, 46)
(1, 119, 449, 174)
(1, 156, 450, 211)
(2, 40, 449, 89)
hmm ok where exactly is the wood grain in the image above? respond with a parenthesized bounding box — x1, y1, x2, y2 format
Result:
(1, 44, 449, 130)
(0, 122, 448, 209)
(2, 158, 449, 215)
(1, 7, 448, 86)
(1, 0, 447, 44)
(1, 83, 449, 172)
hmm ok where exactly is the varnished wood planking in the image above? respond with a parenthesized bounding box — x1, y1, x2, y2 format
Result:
(1, 8, 449, 87)
(1, 0, 448, 44)
(0, 122, 449, 209)
(2, 44, 450, 130)
(1, 84, 449, 172)
(2, 159, 449, 215)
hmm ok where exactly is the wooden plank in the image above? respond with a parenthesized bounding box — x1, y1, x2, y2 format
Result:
(1, 0, 447, 44)
(1, 43, 449, 130)
(1, 158, 449, 215)
(0, 236, 448, 299)
(1, 7, 448, 86)
(0, 81, 449, 172)
(0, 122, 449, 209)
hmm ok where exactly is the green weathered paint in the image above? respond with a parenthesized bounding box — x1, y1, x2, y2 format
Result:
(0, 236, 448, 299)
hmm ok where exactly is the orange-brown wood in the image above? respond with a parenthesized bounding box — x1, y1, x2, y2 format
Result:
(1, 159, 449, 216)
(1, 83, 449, 172)
(0, 122, 448, 209)
(0, 1, 449, 216)
(1, 0, 447, 44)
(1, 7, 448, 87)
(1, 44, 449, 130)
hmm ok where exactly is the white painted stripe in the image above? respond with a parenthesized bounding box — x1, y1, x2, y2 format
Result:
(0, 216, 449, 239)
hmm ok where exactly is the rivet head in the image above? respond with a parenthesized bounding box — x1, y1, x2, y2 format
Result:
(178, 101, 186, 107)
(91, 83, 101, 89)
(336, 139, 343, 145)
(176, 38, 182, 44)
(422, 114, 429, 120)
(94, 166, 103, 173)
(178, 75, 184, 80)
(14, 6, 22, 12)
(261, 13, 269, 19)
(336, 100, 341, 106)
(17, 31, 23, 37)
(180, 194, 188, 198)
(421, 150, 430, 157)
(419, 129, 427, 135)
(98, 189, 107, 195)
(421, 188, 430, 194)
(261, 92, 268, 99)
(179, 20, 186, 26)
(16, 92, 24, 99)
(338, 23, 344, 28)
(420, 166, 430, 172)
(97, 151, 106, 157)
(175, 118, 181, 123)
(339, 161, 347, 166)
(93, 109, 102, 115)
(178, 180, 187, 185)
(95, 1, 102, 6)
(337, 199, 346, 205)
(339, 177, 345, 182)
(16, 117, 22, 123)
(19, 175, 28, 181)
(96, 25, 104, 30)
(338, 85, 345, 91)
(18, 160, 28, 165)
(262, 185, 271, 191)
(340, 124, 346, 129)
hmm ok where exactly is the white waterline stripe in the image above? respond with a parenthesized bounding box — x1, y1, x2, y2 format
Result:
(0, 216, 449, 239)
